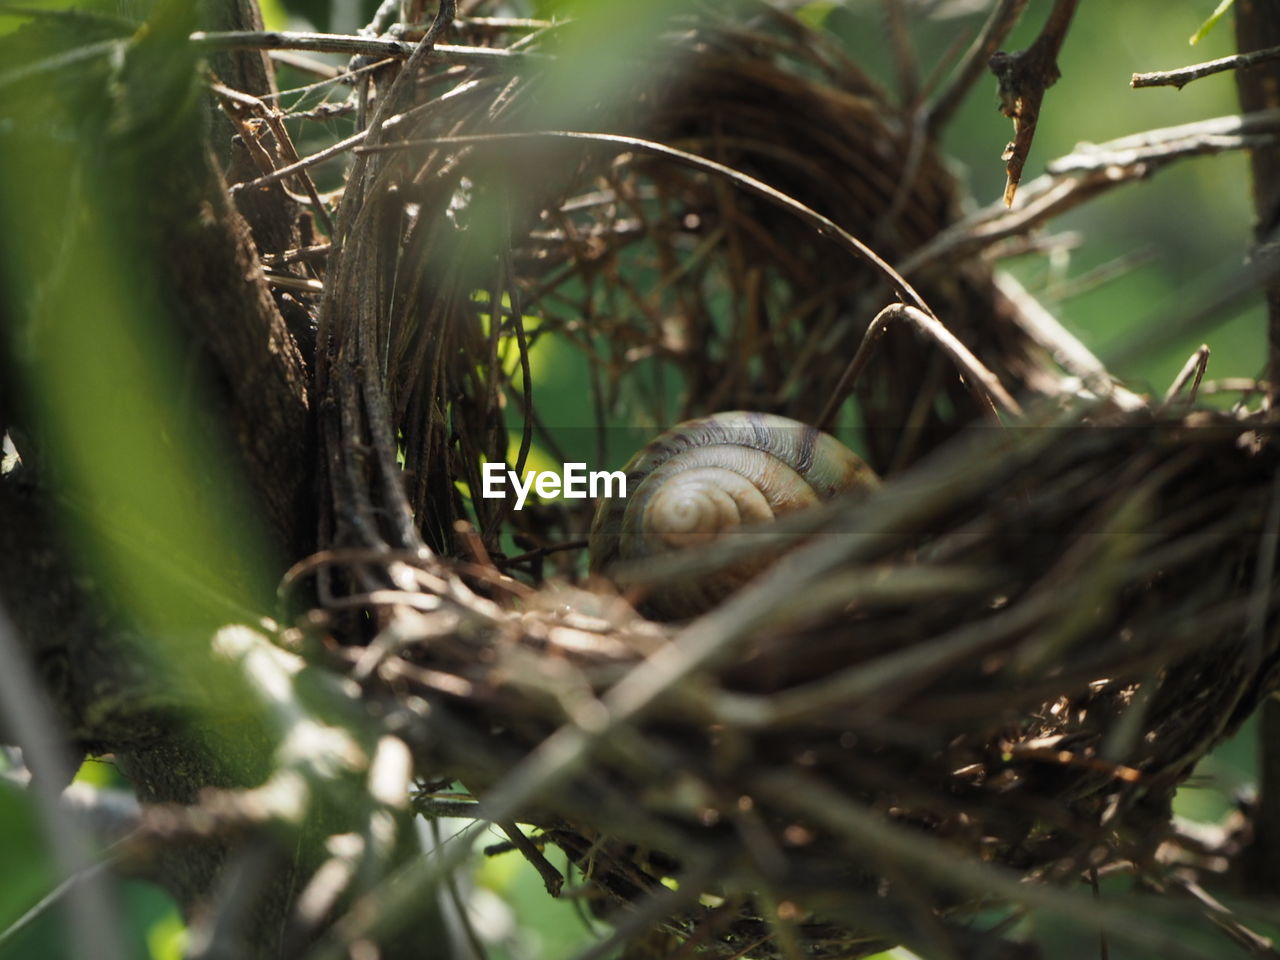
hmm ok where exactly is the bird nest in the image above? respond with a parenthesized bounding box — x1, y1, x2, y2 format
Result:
(305, 2, 1280, 955)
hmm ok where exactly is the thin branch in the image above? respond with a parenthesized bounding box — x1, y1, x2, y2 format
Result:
(265, 272, 324, 294)
(261, 243, 332, 267)
(0, 4, 132, 29)
(267, 50, 344, 79)
(994, 271, 1147, 412)
(1163, 874, 1277, 955)
(0, 27, 542, 91)
(435, 820, 491, 960)
(1104, 257, 1270, 375)
(1133, 43, 1280, 89)
(990, 0, 1080, 205)
(411, 795, 485, 819)
(502, 245, 535, 485)
(0, 603, 125, 960)
(1048, 107, 1280, 173)
(1161, 345, 1211, 408)
(266, 54, 394, 102)
(230, 126, 369, 194)
(899, 169, 1134, 277)
(188, 30, 549, 68)
(928, 0, 1029, 132)
(360, 0, 402, 37)
(1046, 245, 1159, 302)
(881, 0, 920, 107)
(0, 37, 120, 89)
(877, 105, 930, 244)
(212, 81, 335, 235)
(456, 17, 553, 31)
(1195, 377, 1271, 397)
(901, 109, 1280, 277)
(0, 859, 117, 951)
(496, 821, 563, 896)
(496, 538, 588, 570)
(818, 302, 1023, 430)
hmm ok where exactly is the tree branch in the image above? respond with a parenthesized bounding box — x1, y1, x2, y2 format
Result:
(189, 29, 549, 67)
(1133, 43, 1280, 90)
(989, 0, 1080, 205)
(1196, 85, 1280, 936)
(818, 302, 1024, 431)
(900, 109, 1280, 277)
(1047, 107, 1280, 173)
(1234, 0, 1280, 413)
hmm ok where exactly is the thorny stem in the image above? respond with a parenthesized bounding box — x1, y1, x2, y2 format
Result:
(990, 0, 1080, 206)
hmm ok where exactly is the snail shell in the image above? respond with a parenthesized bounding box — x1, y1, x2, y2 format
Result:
(588, 411, 878, 619)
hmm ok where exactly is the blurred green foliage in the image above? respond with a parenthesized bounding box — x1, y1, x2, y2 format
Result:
(0, 763, 182, 959)
(0, 1, 287, 957)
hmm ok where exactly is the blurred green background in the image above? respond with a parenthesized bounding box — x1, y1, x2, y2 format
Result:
(0, 1, 1268, 958)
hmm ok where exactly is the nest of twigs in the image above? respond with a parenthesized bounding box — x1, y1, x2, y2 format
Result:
(303, 2, 1280, 956)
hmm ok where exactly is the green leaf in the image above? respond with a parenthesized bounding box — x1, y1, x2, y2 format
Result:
(1189, 0, 1234, 45)
(145, 905, 185, 960)
(795, 1, 838, 30)
(257, 0, 288, 30)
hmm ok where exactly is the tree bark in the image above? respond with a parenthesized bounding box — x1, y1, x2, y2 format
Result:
(1234, 0, 1280, 896)
(1234, 0, 1280, 408)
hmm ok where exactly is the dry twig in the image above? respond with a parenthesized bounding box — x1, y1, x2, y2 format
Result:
(1133, 43, 1280, 89)
(989, 0, 1080, 205)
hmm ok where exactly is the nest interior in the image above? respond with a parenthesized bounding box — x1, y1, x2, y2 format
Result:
(302, 2, 1280, 955)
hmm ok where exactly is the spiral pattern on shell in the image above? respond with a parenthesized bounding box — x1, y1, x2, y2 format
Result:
(588, 411, 878, 619)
